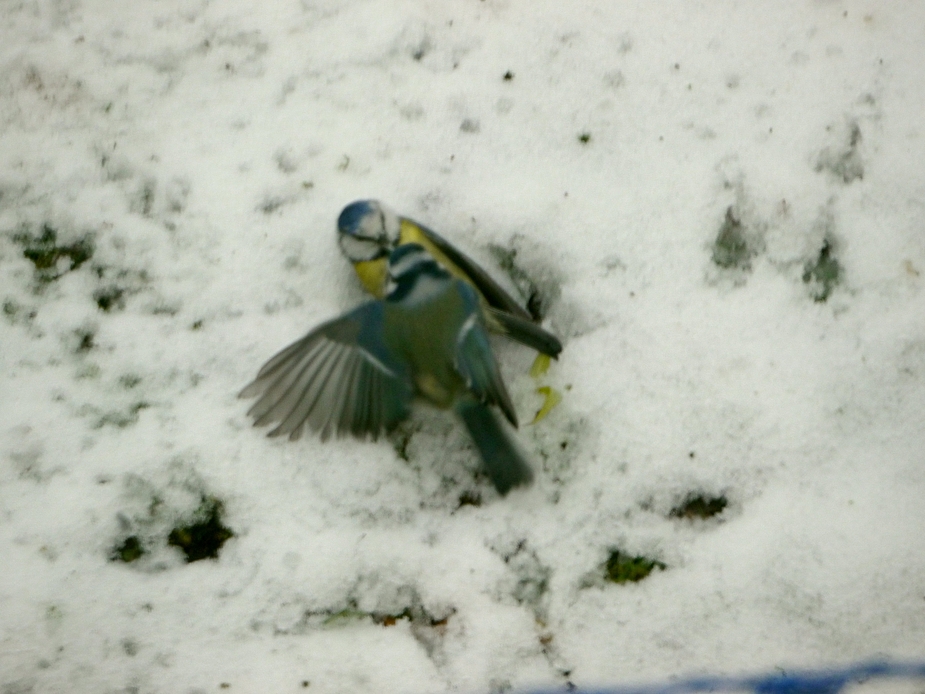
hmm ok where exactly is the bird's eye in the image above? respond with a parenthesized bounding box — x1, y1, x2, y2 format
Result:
(339, 234, 388, 262)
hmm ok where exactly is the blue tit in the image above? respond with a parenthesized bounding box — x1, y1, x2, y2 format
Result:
(337, 200, 562, 359)
(240, 243, 533, 495)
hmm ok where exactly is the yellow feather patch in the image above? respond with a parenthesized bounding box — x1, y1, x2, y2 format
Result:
(353, 258, 389, 298)
(530, 386, 562, 424)
(529, 353, 551, 378)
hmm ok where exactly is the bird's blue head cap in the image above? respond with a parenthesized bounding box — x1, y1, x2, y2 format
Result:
(337, 200, 401, 262)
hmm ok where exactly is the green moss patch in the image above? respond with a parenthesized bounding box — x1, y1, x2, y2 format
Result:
(670, 493, 728, 520)
(456, 490, 482, 508)
(110, 535, 146, 563)
(711, 207, 757, 270)
(13, 224, 94, 283)
(90, 266, 150, 313)
(604, 550, 666, 584)
(167, 496, 234, 563)
(803, 238, 841, 302)
(110, 467, 235, 569)
(94, 285, 127, 312)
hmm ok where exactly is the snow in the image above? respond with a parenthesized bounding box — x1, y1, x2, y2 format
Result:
(1, 1, 924, 693)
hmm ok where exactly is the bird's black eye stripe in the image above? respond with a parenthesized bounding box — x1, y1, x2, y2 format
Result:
(339, 234, 389, 262)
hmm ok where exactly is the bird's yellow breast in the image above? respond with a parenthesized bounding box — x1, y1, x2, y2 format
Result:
(353, 258, 389, 298)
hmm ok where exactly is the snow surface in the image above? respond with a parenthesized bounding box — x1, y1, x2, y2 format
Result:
(1, 1, 924, 693)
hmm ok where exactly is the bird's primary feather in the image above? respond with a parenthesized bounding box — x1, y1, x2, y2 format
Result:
(239, 302, 413, 441)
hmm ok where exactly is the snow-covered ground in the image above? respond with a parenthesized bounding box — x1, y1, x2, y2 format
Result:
(2, 1, 924, 692)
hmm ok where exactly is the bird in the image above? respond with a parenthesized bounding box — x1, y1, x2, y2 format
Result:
(336, 199, 562, 359)
(240, 243, 533, 495)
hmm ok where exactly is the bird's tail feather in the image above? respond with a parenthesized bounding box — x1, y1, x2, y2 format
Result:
(456, 399, 533, 495)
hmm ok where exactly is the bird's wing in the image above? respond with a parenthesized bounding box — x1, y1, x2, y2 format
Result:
(409, 221, 533, 321)
(453, 310, 519, 428)
(240, 302, 413, 441)
(486, 307, 562, 358)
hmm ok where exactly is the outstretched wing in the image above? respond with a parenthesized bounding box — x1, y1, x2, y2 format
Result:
(240, 302, 413, 441)
(452, 291, 518, 428)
